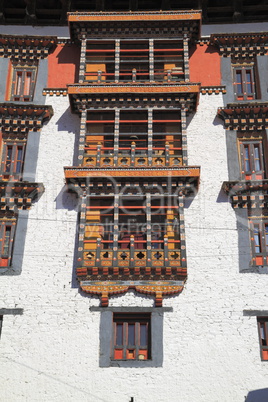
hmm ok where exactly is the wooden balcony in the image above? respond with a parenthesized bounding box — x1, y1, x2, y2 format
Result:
(83, 142, 183, 168)
(77, 235, 185, 280)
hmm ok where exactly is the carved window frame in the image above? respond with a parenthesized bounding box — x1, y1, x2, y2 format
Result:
(233, 62, 257, 101)
(239, 139, 265, 180)
(1, 140, 26, 180)
(10, 64, 37, 102)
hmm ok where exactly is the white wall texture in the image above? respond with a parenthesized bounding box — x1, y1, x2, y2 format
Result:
(1, 47, 268, 402)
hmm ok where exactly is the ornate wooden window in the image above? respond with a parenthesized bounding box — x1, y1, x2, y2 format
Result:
(257, 317, 268, 360)
(113, 313, 151, 360)
(83, 109, 182, 168)
(85, 39, 185, 83)
(239, 139, 265, 180)
(250, 219, 268, 266)
(233, 63, 256, 100)
(0, 218, 16, 267)
(11, 65, 37, 102)
(1, 141, 26, 179)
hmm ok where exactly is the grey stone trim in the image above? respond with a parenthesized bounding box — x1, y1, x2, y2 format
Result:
(235, 209, 252, 273)
(22, 131, 41, 182)
(221, 56, 233, 105)
(244, 310, 268, 316)
(33, 59, 48, 104)
(0, 210, 29, 275)
(0, 58, 9, 103)
(256, 55, 268, 102)
(225, 130, 240, 181)
(97, 307, 172, 367)
(0, 308, 23, 315)
(90, 306, 172, 312)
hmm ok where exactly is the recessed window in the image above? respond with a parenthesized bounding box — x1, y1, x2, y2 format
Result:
(98, 307, 167, 367)
(250, 219, 268, 266)
(233, 63, 257, 100)
(11, 66, 37, 102)
(239, 139, 265, 180)
(1, 142, 26, 179)
(0, 219, 16, 267)
(112, 313, 151, 360)
(257, 317, 268, 360)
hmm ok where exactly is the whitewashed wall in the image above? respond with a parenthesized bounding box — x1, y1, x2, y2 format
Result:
(1, 57, 268, 402)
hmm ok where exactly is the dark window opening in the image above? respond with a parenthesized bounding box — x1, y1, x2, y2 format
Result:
(112, 313, 151, 360)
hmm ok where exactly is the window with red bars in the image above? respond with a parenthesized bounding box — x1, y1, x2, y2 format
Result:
(1, 142, 26, 179)
(239, 140, 265, 180)
(250, 219, 268, 266)
(233, 63, 257, 100)
(112, 313, 151, 360)
(257, 317, 268, 360)
(11, 66, 37, 102)
(0, 219, 16, 267)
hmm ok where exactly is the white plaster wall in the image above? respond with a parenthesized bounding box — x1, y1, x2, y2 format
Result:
(1, 70, 268, 402)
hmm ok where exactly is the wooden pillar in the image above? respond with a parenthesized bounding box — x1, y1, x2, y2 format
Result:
(79, 38, 87, 84)
(115, 40, 120, 82)
(178, 195, 186, 269)
(148, 108, 153, 166)
(149, 39, 154, 82)
(183, 36, 190, 82)
(146, 193, 152, 267)
(112, 194, 119, 268)
(181, 109, 188, 166)
(77, 190, 87, 276)
(78, 110, 87, 167)
(113, 108, 120, 166)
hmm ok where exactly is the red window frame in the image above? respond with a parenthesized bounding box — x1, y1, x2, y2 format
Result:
(11, 65, 37, 102)
(233, 64, 256, 100)
(0, 219, 16, 267)
(257, 317, 268, 360)
(250, 220, 268, 266)
(112, 313, 151, 360)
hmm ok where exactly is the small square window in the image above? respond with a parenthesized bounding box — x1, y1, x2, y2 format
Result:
(233, 63, 257, 101)
(257, 317, 268, 360)
(112, 313, 151, 361)
(10, 65, 37, 102)
(98, 307, 167, 368)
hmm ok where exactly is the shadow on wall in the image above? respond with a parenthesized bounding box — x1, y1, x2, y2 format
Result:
(245, 388, 268, 402)
(56, 44, 80, 83)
